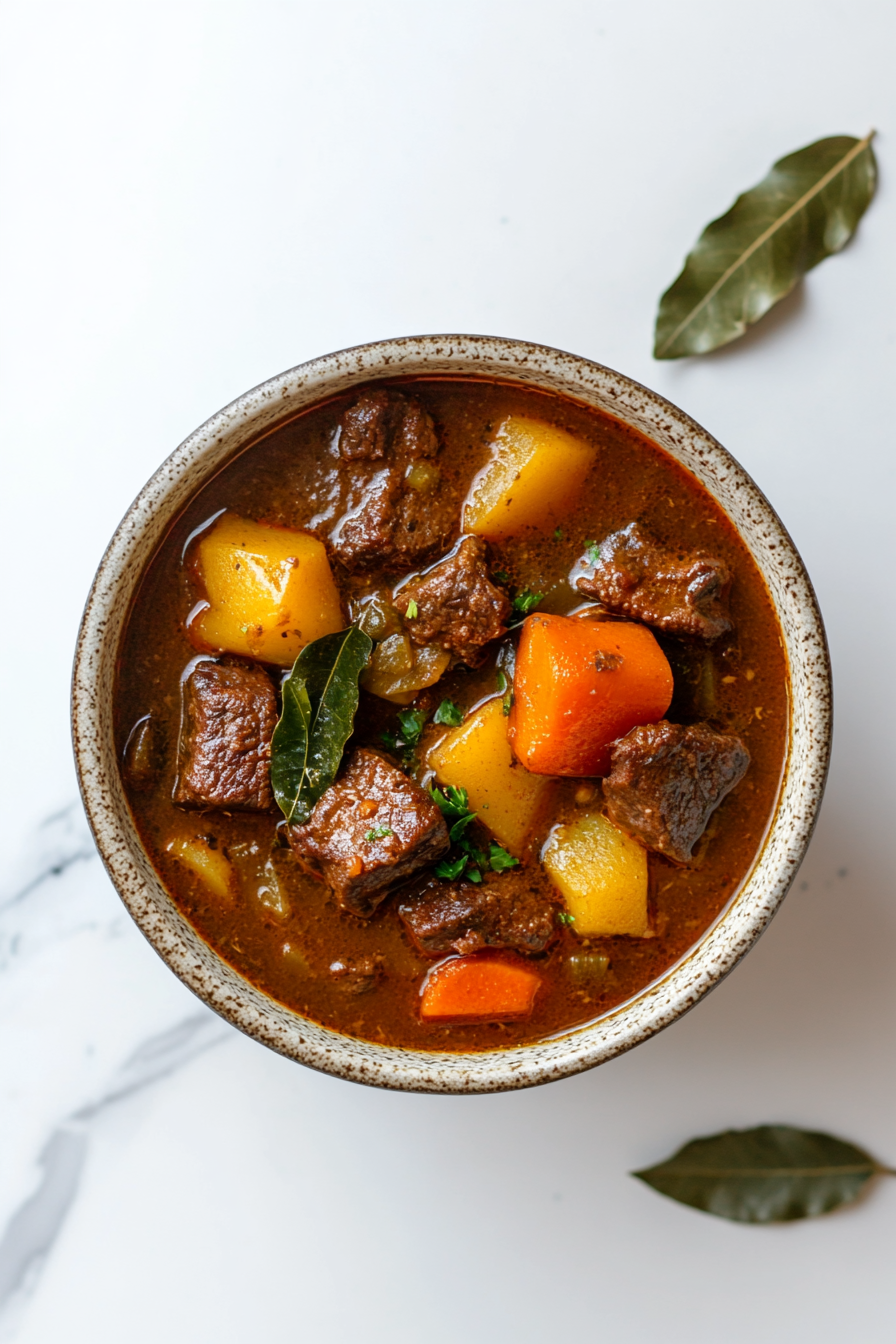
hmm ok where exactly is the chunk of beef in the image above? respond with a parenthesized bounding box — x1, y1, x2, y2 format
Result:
(393, 536, 511, 665)
(328, 955, 384, 995)
(289, 749, 449, 917)
(398, 869, 557, 957)
(577, 521, 733, 640)
(330, 389, 455, 572)
(602, 720, 750, 863)
(338, 389, 393, 461)
(175, 660, 277, 811)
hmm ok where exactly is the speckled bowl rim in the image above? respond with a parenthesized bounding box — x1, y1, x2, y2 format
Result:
(72, 335, 831, 1094)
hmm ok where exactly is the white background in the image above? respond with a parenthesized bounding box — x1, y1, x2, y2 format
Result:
(1, 2, 894, 1340)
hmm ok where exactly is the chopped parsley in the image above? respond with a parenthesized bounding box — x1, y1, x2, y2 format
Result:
(364, 825, 393, 842)
(508, 588, 544, 627)
(405, 598, 419, 620)
(433, 699, 464, 727)
(556, 910, 576, 926)
(429, 783, 473, 823)
(429, 785, 519, 882)
(584, 539, 602, 564)
(488, 843, 519, 873)
(396, 708, 426, 745)
(381, 707, 427, 765)
(434, 854, 467, 880)
(493, 569, 511, 584)
(554, 525, 564, 541)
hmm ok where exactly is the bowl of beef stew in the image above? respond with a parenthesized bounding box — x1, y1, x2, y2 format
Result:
(73, 336, 831, 1092)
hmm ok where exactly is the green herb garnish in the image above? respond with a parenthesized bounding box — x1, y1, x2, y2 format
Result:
(364, 825, 393, 842)
(511, 588, 543, 619)
(382, 707, 427, 763)
(554, 526, 564, 541)
(429, 783, 473, 824)
(584, 540, 601, 564)
(405, 598, 419, 619)
(397, 708, 426, 745)
(488, 843, 519, 872)
(433, 699, 464, 727)
(556, 910, 576, 926)
(430, 786, 521, 883)
(434, 854, 468, 880)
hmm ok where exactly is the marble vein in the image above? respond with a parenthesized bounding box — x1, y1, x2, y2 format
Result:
(0, 802, 236, 1339)
(0, 1012, 231, 1332)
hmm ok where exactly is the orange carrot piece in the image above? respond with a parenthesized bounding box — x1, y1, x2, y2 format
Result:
(419, 954, 541, 1024)
(509, 614, 674, 777)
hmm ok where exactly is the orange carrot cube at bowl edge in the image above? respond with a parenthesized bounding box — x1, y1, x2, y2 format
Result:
(188, 512, 344, 666)
(463, 416, 593, 540)
(509, 614, 674, 777)
(419, 954, 542, 1024)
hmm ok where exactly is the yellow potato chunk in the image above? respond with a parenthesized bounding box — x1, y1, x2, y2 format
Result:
(542, 812, 649, 937)
(428, 697, 553, 855)
(463, 415, 593, 539)
(166, 836, 236, 906)
(190, 513, 343, 666)
(361, 634, 450, 705)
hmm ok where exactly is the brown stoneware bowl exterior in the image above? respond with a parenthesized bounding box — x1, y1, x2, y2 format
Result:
(72, 336, 832, 1093)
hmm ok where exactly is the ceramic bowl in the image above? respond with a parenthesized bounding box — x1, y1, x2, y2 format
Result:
(72, 335, 831, 1093)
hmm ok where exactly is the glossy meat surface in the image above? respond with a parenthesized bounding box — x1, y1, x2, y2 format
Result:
(603, 719, 751, 863)
(174, 660, 277, 811)
(399, 869, 558, 956)
(394, 536, 511, 665)
(578, 521, 733, 640)
(330, 389, 455, 572)
(289, 749, 449, 917)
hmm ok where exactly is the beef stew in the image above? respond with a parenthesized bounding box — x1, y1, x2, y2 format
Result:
(115, 378, 789, 1052)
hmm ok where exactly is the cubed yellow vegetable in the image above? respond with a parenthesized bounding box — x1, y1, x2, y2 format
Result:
(166, 836, 236, 906)
(190, 513, 343, 666)
(463, 416, 593, 539)
(542, 812, 649, 937)
(428, 697, 553, 855)
(361, 634, 450, 704)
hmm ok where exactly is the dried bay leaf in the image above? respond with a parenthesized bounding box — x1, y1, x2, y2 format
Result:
(633, 1124, 894, 1223)
(271, 626, 372, 825)
(655, 133, 877, 359)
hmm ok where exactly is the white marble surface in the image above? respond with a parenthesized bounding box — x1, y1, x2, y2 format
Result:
(2, 2, 894, 1339)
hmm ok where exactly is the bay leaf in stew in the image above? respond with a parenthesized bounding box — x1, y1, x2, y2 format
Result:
(271, 626, 373, 825)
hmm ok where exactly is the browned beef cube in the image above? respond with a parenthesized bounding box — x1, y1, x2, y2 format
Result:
(330, 390, 455, 572)
(327, 955, 384, 995)
(174, 661, 278, 811)
(339, 389, 393, 461)
(398, 870, 557, 957)
(577, 521, 733, 640)
(603, 720, 750, 863)
(289, 749, 449, 917)
(393, 536, 511, 665)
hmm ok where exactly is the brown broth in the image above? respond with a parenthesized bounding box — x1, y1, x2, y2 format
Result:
(115, 377, 789, 1051)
